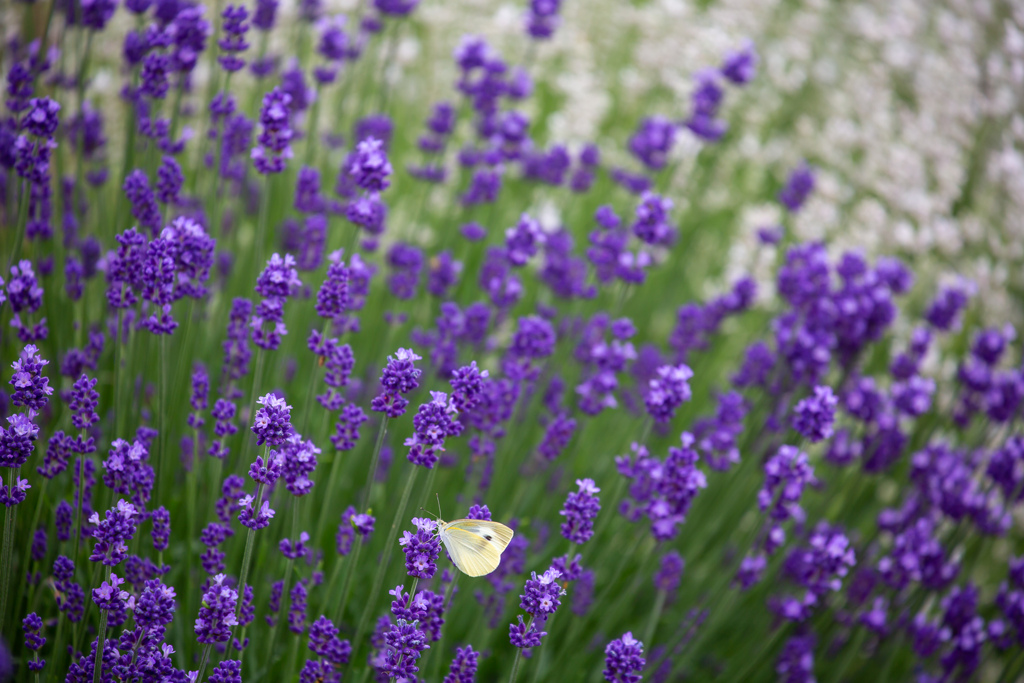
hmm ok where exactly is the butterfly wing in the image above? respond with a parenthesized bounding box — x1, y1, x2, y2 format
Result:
(440, 520, 515, 577)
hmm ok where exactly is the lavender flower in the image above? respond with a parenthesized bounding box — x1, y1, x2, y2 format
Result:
(219, 5, 251, 73)
(400, 517, 441, 579)
(168, 5, 211, 75)
(195, 574, 239, 643)
(721, 40, 758, 84)
(616, 435, 707, 541)
(450, 362, 489, 413)
(759, 445, 816, 525)
(102, 438, 155, 507)
(55, 556, 84, 621)
(538, 412, 576, 461)
(386, 243, 423, 299)
(371, 348, 422, 417)
(123, 170, 161, 236)
(628, 117, 675, 171)
(603, 632, 645, 683)
(444, 645, 478, 683)
(774, 524, 856, 621)
(792, 385, 837, 442)
(88, 499, 139, 566)
(685, 69, 727, 141)
(209, 398, 239, 460)
(253, 0, 278, 30)
(208, 661, 242, 683)
(776, 633, 815, 683)
(525, 0, 562, 39)
(654, 551, 685, 594)
(405, 391, 463, 468)
(308, 615, 352, 665)
(345, 193, 388, 239)
(252, 86, 294, 174)
(92, 573, 129, 612)
(23, 612, 45, 671)
(644, 364, 694, 424)
(892, 375, 936, 417)
(331, 403, 368, 451)
(238, 493, 277, 530)
(280, 433, 320, 496)
(255, 252, 302, 299)
(151, 506, 170, 552)
(778, 162, 815, 212)
(376, 0, 421, 16)
(288, 580, 308, 634)
(520, 567, 564, 617)
(69, 373, 99, 430)
(186, 364, 209, 431)
(509, 614, 546, 648)
(251, 393, 294, 446)
(380, 620, 430, 679)
(11, 344, 52, 410)
(925, 281, 973, 331)
(559, 478, 601, 544)
(155, 156, 183, 205)
(505, 213, 545, 266)
(349, 137, 393, 192)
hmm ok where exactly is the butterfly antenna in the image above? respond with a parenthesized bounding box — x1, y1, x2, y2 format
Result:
(436, 493, 442, 520)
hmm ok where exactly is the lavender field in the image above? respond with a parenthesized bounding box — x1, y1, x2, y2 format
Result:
(1, 0, 1024, 681)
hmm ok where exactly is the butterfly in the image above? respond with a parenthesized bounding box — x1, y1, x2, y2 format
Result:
(436, 517, 515, 577)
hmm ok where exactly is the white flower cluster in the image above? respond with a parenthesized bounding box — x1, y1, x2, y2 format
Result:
(412, 0, 1024, 323)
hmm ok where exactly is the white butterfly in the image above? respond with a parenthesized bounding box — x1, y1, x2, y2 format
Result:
(437, 517, 515, 577)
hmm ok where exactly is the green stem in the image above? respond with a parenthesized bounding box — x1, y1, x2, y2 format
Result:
(196, 642, 214, 683)
(157, 333, 169, 506)
(255, 174, 272, 279)
(641, 589, 667, 649)
(0, 470, 17, 634)
(825, 626, 867, 683)
(19, 477, 49, 596)
(726, 622, 789, 681)
(208, 73, 233, 233)
(664, 573, 740, 676)
(197, 0, 225, 168)
(50, 612, 66, 683)
(266, 497, 304, 671)
(301, 319, 331, 437)
(92, 609, 108, 683)
(247, 31, 270, 115)
(71, 455, 86, 578)
(878, 631, 905, 683)
(231, 476, 266, 646)
(185, 424, 199, 630)
(286, 632, 300, 681)
(115, 67, 141, 236)
(352, 466, 420, 672)
(315, 441, 347, 544)
(32, 0, 59, 89)
(7, 178, 30, 273)
(304, 83, 324, 167)
(360, 415, 390, 511)
(334, 534, 364, 625)
(377, 23, 400, 114)
(507, 616, 534, 683)
(238, 348, 266, 472)
(167, 79, 186, 149)
(71, 30, 94, 258)
(443, 572, 459, 607)
(996, 649, 1024, 683)
(429, 572, 461, 679)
